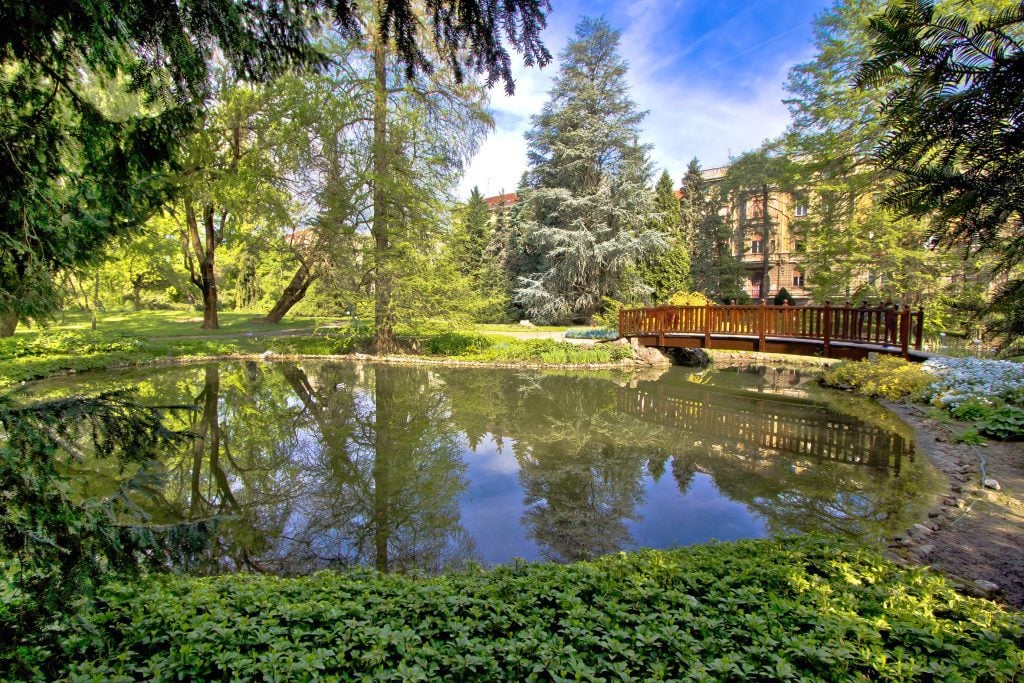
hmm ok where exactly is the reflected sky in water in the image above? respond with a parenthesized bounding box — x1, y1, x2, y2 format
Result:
(28, 361, 942, 574)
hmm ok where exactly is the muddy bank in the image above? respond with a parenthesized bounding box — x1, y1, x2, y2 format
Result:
(884, 402, 1024, 608)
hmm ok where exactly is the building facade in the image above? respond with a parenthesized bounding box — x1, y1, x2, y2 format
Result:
(702, 165, 811, 303)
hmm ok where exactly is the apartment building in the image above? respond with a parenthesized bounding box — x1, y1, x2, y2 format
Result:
(701, 165, 811, 302)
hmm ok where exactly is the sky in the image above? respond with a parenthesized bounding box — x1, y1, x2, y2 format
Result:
(456, 0, 835, 199)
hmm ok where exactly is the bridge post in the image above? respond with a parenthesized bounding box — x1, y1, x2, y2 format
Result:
(704, 301, 711, 348)
(758, 299, 766, 351)
(657, 306, 665, 348)
(899, 305, 911, 359)
(915, 306, 925, 350)
(823, 301, 832, 358)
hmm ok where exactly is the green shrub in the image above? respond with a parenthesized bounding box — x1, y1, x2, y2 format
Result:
(58, 536, 1024, 681)
(950, 397, 995, 422)
(425, 332, 495, 356)
(976, 404, 1024, 440)
(667, 290, 713, 307)
(821, 356, 933, 400)
(772, 287, 796, 306)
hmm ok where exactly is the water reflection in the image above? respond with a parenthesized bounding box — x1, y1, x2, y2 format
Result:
(36, 362, 939, 574)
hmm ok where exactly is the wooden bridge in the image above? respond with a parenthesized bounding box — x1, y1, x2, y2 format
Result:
(619, 302, 927, 361)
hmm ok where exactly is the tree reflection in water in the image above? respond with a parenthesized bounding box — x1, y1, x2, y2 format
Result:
(47, 361, 937, 574)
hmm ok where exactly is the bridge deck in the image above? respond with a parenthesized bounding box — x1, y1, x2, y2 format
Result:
(620, 303, 926, 361)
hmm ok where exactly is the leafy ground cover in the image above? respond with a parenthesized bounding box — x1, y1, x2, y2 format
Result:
(59, 536, 1023, 681)
(422, 333, 632, 364)
(822, 356, 1024, 439)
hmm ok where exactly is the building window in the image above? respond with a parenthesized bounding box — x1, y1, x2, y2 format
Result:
(748, 198, 764, 220)
(751, 239, 764, 254)
(794, 240, 806, 253)
(793, 272, 805, 287)
(794, 204, 808, 217)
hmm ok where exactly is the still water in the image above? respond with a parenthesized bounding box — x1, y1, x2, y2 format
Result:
(29, 361, 941, 574)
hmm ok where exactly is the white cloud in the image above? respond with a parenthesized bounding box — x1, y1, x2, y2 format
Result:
(456, 1, 817, 198)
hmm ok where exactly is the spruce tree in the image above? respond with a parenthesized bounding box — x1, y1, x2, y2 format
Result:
(455, 187, 493, 278)
(684, 159, 746, 302)
(633, 170, 691, 303)
(515, 17, 664, 323)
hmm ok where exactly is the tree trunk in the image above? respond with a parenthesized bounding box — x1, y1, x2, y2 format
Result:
(0, 303, 17, 337)
(760, 184, 771, 301)
(185, 200, 220, 330)
(261, 261, 317, 324)
(369, 26, 397, 354)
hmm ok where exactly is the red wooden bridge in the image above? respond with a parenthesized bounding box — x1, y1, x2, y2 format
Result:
(619, 302, 927, 361)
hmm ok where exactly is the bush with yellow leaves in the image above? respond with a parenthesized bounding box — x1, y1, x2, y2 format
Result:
(821, 356, 933, 401)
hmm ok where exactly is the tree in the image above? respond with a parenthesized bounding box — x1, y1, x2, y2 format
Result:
(857, 0, 1024, 351)
(684, 159, 745, 302)
(630, 170, 691, 304)
(782, 0, 961, 310)
(365, 4, 493, 351)
(515, 17, 664, 324)
(455, 187, 493, 278)
(173, 75, 296, 329)
(0, 0, 550, 336)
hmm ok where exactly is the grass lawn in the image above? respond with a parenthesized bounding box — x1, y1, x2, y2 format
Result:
(15, 309, 342, 340)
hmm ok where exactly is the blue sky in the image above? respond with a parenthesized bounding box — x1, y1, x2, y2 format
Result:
(457, 0, 835, 198)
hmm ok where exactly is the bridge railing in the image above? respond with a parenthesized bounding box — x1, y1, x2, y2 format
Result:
(620, 302, 924, 356)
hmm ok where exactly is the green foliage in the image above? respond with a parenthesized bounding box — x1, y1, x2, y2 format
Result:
(950, 397, 996, 422)
(55, 536, 1024, 681)
(821, 357, 933, 400)
(425, 332, 495, 356)
(976, 404, 1024, 440)
(954, 428, 987, 446)
(632, 170, 692, 304)
(685, 159, 746, 302)
(461, 338, 631, 365)
(773, 288, 796, 306)
(592, 297, 625, 329)
(857, 0, 1024, 353)
(0, 393, 215, 678)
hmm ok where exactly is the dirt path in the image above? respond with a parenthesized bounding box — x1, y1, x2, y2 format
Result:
(884, 403, 1024, 608)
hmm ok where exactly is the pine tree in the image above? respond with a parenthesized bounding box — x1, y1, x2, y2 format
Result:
(455, 187, 493, 278)
(684, 159, 746, 302)
(515, 17, 664, 323)
(631, 170, 691, 303)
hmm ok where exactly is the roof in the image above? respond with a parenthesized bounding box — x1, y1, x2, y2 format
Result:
(484, 192, 519, 208)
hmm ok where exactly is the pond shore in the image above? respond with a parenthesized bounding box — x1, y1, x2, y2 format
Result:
(7, 340, 1022, 609)
(882, 402, 1024, 608)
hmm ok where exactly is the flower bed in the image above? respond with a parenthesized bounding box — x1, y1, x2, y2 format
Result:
(922, 357, 1024, 408)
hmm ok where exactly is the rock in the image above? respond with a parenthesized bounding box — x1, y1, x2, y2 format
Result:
(635, 346, 672, 366)
(519, 320, 534, 327)
(950, 484, 962, 493)
(912, 523, 933, 536)
(928, 511, 940, 518)
(984, 478, 1002, 491)
(974, 579, 1000, 593)
(956, 498, 967, 509)
(260, 350, 276, 358)
(941, 496, 956, 506)
(916, 544, 936, 559)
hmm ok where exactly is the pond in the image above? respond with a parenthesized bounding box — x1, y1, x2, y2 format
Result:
(26, 361, 942, 574)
